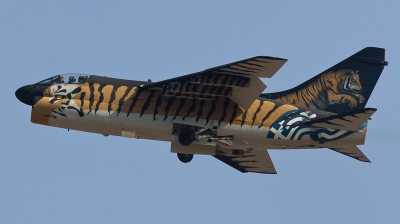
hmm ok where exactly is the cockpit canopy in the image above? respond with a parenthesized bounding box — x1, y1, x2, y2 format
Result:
(36, 74, 90, 85)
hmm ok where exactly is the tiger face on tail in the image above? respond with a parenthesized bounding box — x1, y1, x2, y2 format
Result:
(274, 69, 365, 110)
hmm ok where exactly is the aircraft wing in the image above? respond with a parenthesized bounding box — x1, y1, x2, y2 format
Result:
(213, 148, 277, 174)
(138, 56, 287, 109)
(330, 145, 370, 162)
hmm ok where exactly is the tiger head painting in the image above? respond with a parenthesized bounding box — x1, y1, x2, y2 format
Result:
(271, 69, 365, 110)
(44, 83, 85, 118)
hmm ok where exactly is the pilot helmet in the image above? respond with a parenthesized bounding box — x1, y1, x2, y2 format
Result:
(68, 76, 76, 83)
(78, 75, 86, 83)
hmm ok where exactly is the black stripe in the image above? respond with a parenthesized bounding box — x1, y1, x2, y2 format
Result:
(50, 98, 58, 104)
(200, 84, 209, 96)
(173, 98, 186, 120)
(94, 84, 106, 114)
(251, 100, 263, 127)
(196, 100, 206, 123)
(224, 86, 231, 96)
(153, 92, 163, 121)
(171, 83, 179, 91)
(216, 86, 225, 96)
(246, 61, 264, 68)
(229, 104, 239, 126)
(67, 106, 84, 117)
(192, 83, 199, 93)
(209, 85, 218, 96)
(241, 110, 248, 127)
(221, 75, 229, 86)
(221, 70, 257, 76)
(63, 100, 70, 106)
(213, 74, 222, 85)
(164, 96, 176, 121)
(117, 87, 130, 116)
(236, 63, 263, 71)
(221, 66, 257, 75)
(205, 97, 219, 125)
(79, 92, 86, 117)
(140, 90, 156, 117)
(161, 85, 168, 95)
(240, 77, 250, 87)
(199, 74, 207, 84)
(234, 77, 243, 87)
(54, 85, 62, 92)
(66, 92, 73, 100)
(228, 76, 238, 86)
(127, 87, 145, 117)
(205, 74, 213, 84)
(253, 58, 270, 63)
(71, 87, 82, 94)
(218, 97, 230, 126)
(184, 81, 192, 93)
(87, 83, 95, 115)
(182, 98, 196, 121)
(52, 110, 67, 117)
(258, 103, 280, 128)
(108, 88, 116, 115)
(176, 81, 186, 97)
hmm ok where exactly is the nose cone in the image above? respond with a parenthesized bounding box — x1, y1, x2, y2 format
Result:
(15, 85, 36, 106)
(15, 84, 48, 106)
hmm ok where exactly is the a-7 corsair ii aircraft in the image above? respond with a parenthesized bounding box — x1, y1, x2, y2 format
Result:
(16, 47, 388, 174)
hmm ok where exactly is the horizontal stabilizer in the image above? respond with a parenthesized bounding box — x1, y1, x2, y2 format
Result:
(302, 108, 377, 131)
(213, 148, 277, 174)
(330, 145, 370, 162)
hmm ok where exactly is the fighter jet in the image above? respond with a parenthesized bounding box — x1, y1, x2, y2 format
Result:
(15, 47, 388, 174)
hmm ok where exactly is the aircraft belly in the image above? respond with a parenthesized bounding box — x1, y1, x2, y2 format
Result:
(130, 113, 172, 141)
(216, 120, 366, 150)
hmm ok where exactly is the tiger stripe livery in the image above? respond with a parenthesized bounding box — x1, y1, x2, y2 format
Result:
(17, 47, 387, 174)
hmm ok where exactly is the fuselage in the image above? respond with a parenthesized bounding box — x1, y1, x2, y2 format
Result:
(16, 74, 367, 150)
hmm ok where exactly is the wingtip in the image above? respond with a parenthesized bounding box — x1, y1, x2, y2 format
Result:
(253, 56, 288, 61)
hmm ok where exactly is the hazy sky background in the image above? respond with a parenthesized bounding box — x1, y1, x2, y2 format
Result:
(1, 1, 399, 223)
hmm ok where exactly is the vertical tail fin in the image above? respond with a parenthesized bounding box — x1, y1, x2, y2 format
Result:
(262, 47, 388, 113)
